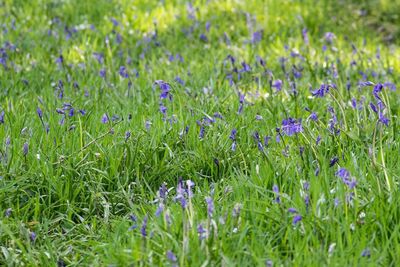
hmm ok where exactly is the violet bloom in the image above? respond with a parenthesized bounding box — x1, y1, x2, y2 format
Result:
(272, 79, 282, 91)
(37, 107, 43, 119)
(272, 185, 281, 204)
(125, 131, 131, 141)
(23, 142, 29, 156)
(302, 28, 309, 45)
(0, 110, 5, 124)
(197, 224, 206, 240)
(155, 80, 171, 100)
(252, 30, 263, 44)
(99, 68, 106, 78)
(128, 214, 137, 230)
(288, 208, 297, 213)
(293, 215, 302, 225)
(336, 168, 357, 189)
(361, 248, 371, 258)
(30, 232, 37, 242)
(229, 129, 237, 140)
(206, 197, 214, 218)
(312, 84, 330, 97)
(166, 251, 177, 263)
(329, 156, 338, 167)
(281, 118, 303, 136)
(140, 216, 148, 237)
(118, 66, 129, 78)
(101, 114, 109, 124)
(4, 208, 12, 217)
(324, 32, 336, 43)
(378, 112, 389, 126)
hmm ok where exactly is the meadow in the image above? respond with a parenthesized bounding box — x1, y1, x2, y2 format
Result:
(0, 0, 400, 266)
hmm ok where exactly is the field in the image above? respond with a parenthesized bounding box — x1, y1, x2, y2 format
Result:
(0, 0, 400, 266)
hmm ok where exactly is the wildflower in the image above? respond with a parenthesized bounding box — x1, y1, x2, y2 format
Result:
(30, 232, 37, 242)
(273, 185, 281, 204)
(118, 66, 129, 78)
(23, 142, 29, 156)
(329, 156, 338, 167)
(37, 107, 43, 119)
(302, 28, 309, 45)
(288, 208, 297, 213)
(166, 251, 178, 264)
(229, 129, 237, 140)
(141, 216, 148, 237)
(281, 118, 303, 136)
(4, 208, 12, 217)
(197, 224, 207, 240)
(361, 248, 371, 258)
(206, 197, 214, 218)
(125, 131, 131, 141)
(335, 168, 357, 189)
(378, 112, 389, 126)
(99, 68, 106, 78)
(272, 79, 282, 91)
(0, 110, 5, 124)
(324, 32, 336, 43)
(101, 114, 109, 124)
(312, 84, 330, 97)
(129, 214, 137, 230)
(293, 215, 302, 225)
(252, 30, 263, 44)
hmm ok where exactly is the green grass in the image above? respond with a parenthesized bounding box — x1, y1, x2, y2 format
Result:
(0, 0, 399, 266)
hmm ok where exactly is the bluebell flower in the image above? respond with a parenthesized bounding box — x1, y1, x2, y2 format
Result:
(23, 142, 29, 156)
(141, 216, 148, 237)
(118, 66, 129, 78)
(281, 118, 303, 136)
(229, 129, 237, 140)
(272, 79, 282, 91)
(0, 111, 4, 124)
(101, 114, 109, 124)
(197, 223, 206, 240)
(273, 185, 281, 204)
(293, 215, 302, 225)
(206, 197, 214, 218)
(166, 251, 178, 263)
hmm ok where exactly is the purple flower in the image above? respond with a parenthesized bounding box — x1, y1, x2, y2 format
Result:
(336, 168, 357, 189)
(167, 251, 177, 263)
(252, 30, 263, 44)
(281, 118, 303, 136)
(229, 129, 237, 140)
(199, 126, 205, 139)
(197, 223, 206, 240)
(288, 208, 297, 213)
(140, 216, 148, 237)
(272, 79, 282, 91)
(324, 32, 336, 43)
(308, 112, 318, 121)
(0, 111, 5, 124)
(361, 248, 371, 258)
(128, 214, 137, 230)
(329, 156, 338, 167)
(302, 28, 309, 45)
(293, 215, 302, 225)
(312, 84, 330, 97)
(206, 197, 214, 218)
(101, 114, 109, 124)
(23, 142, 29, 156)
(118, 66, 129, 78)
(99, 68, 106, 78)
(125, 131, 131, 141)
(155, 80, 171, 100)
(378, 112, 389, 126)
(4, 208, 12, 217)
(369, 102, 378, 113)
(37, 107, 43, 119)
(30, 232, 37, 242)
(159, 103, 167, 116)
(272, 185, 281, 204)
(199, 33, 208, 42)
